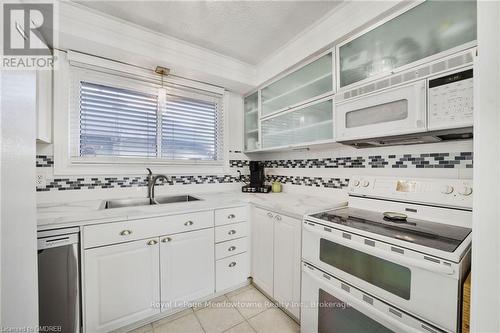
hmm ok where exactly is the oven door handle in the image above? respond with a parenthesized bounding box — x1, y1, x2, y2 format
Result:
(305, 223, 455, 276)
(303, 267, 423, 333)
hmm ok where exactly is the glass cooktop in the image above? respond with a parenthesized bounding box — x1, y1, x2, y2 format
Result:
(310, 207, 471, 252)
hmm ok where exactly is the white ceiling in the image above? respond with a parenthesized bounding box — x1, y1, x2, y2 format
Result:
(75, 1, 342, 65)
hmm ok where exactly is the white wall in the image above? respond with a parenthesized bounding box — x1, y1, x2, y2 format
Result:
(470, 2, 500, 332)
(1, 71, 38, 329)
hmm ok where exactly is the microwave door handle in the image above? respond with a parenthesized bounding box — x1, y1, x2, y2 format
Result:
(415, 80, 427, 128)
(304, 223, 455, 275)
(303, 268, 423, 333)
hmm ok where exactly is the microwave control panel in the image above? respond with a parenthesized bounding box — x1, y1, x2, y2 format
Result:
(428, 68, 473, 131)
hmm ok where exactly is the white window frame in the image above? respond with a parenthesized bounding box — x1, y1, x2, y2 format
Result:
(53, 50, 229, 176)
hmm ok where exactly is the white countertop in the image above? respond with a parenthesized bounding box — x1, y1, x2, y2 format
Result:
(37, 191, 347, 230)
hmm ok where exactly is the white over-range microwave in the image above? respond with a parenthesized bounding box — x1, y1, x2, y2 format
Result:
(334, 50, 474, 148)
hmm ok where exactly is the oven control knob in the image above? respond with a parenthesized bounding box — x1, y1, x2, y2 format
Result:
(440, 185, 454, 194)
(352, 180, 360, 187)
(458, 186, 473, 196)
(361, 180, 370, 187)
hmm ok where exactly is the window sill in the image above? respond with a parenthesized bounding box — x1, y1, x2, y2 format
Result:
(54, 157, 229, 176)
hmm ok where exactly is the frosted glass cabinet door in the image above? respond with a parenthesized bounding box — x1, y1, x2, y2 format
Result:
(338, 0, 477, 88)
(261, 53, 333, 117)
(244, 92, 259, 151)
(261, 98, 333, 149)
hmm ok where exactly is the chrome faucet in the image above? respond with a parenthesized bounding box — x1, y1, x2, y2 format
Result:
(146, 168, 168, 201)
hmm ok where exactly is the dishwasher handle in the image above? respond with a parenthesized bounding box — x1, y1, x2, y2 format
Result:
(38, 233, 79, 250)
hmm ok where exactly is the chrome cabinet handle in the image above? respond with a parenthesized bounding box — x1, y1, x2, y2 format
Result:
(120, 230, 132, 236)
(228, 230, 236, 235)
(275, 215, 282, 221)
(228, 246, 236, 252)
(147, 239, 158, 246)
(228, 262, 237, 268)
(161, 237, 172, 243)
(228, 214, 236, 219)
(267, 212, 273, 218)
(184, 221, 194, 226)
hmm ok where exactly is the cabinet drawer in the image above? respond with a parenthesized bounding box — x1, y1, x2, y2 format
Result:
(216, 252, 249, 292)
(215, 206, 247, 226)
(215, 237, 248, 260)
(215, 222, 248, 243)
(83, 211, 213, 249)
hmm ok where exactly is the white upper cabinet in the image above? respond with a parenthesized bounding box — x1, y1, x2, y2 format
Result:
(261, 52, 333, 117)
(244, 92, 259, 151)
(338, 0, 477, 89)
(243, 50, 334, 152)
(261, 97, 333, 149)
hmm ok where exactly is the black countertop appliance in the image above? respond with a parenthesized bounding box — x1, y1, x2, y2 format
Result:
(242, 161, 271, 193)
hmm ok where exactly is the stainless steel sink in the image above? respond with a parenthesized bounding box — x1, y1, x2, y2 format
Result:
(153, 195, 201, 204)
(103, 195, 201, 209)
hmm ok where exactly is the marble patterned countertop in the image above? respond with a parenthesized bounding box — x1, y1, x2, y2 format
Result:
(37, 191, 348, 230)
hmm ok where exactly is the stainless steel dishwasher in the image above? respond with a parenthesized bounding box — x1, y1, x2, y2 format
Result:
(37, 227, 81, 333)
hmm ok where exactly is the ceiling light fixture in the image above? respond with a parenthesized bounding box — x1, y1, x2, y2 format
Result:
(155, 66, 170, 100)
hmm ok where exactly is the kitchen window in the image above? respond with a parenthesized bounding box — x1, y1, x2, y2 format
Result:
(53, 50, 227, 175)
(75, 73, 222, 162)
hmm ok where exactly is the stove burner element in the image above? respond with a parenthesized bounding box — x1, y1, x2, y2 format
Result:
(383, 212, 408, 222)
(309, 207, 471, 252)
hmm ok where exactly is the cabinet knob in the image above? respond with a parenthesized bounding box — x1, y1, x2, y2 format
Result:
(228, 214, 236, 219)
(161, 237, 172, 243)
(120, 230, 132, 236)
(267, 212, 274, 218)
(228, 246, 236, 252)
(228, 230, 236, 235)
(147, 239, 158, 246)
(274, 215, 282, 221)
(184, 220, 194, 226)
(228, 262, 237, 268)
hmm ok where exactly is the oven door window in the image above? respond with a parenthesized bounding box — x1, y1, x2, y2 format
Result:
(318, 289, 394, 333)
(319, 239, 411, 299)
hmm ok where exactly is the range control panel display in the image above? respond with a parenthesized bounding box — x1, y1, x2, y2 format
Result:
(428, 68, 473, 131)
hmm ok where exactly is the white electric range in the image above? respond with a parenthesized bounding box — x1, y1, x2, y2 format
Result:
(301, 176, 472, 333)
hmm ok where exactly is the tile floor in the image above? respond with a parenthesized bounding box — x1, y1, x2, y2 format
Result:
(128, 284, 300, 333)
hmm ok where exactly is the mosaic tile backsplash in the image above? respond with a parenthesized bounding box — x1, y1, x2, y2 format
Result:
(229, 152, 473, 169)
(36, 151, 473, 192)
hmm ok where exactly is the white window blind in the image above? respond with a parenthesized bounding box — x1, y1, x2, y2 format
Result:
(79, 82, 158, 158)
(162, 95, 219, 160)
(73, 71, 223, 163)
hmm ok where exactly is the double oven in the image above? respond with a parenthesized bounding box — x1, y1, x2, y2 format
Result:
(300, 177, 472, 333)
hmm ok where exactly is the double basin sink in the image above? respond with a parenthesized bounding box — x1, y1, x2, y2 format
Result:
(103, 195, 201, 209)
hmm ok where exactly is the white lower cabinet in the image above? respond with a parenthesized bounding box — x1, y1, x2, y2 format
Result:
(160, 228, 214, 312)
(216, 252, 249, 291)
(83, 208, 251, 333)
(273, 214, 302, 319)
(251, 207, 302, 320)
(251, 208, 274, 296)
(214, 206, 250, 293)
(84, 238, 161, 333)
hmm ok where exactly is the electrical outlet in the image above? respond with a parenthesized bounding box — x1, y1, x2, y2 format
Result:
(36, 172, 46, 187)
